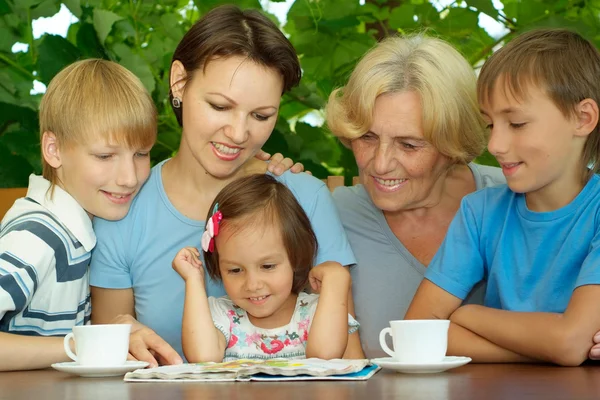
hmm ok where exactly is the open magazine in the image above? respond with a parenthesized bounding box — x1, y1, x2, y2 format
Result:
(124, 358, 379, 382)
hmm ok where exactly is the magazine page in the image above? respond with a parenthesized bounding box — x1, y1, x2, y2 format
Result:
(125, 358, 374, 382)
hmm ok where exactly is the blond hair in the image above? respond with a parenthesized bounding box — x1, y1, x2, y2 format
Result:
(39, 59, 157, 186)
(326, 35, 485, 164)
(478, 28, 600, 177)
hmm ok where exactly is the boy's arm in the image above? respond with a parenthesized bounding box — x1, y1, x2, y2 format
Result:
(0, 230, 75, 371)
(90, 286, 182, 367)
(451, 285, 600, 366)
(450, 225, 600, 366)
(306, 262, 351, 359)
(405, 280, 531, 363)
(181, 279, 226, 363)
(0, 333, 70, 371)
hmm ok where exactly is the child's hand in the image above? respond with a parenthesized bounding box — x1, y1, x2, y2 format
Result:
(309, 262, 350, 294)
(172, 247, 204, 282)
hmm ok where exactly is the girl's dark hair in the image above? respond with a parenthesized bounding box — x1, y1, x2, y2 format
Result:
(204, 174, 317, 294)
(169, 4, 302, 126)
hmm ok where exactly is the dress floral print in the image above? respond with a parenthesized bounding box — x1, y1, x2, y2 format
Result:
(208, 292, 359, 362)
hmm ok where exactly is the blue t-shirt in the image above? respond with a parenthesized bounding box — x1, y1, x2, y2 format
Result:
(89, 160, 355, 357)
(426, 174, 600, 312)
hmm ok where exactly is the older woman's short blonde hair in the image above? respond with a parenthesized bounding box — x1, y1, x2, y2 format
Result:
(39, 58, 157, 186)
(326, 35, 486, 164)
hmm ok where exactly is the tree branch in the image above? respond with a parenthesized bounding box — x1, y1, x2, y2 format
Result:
(0, 53, 36, 81)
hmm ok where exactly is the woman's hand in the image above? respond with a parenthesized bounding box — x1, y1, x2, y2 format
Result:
(110, 314, 183, 368)
(172, 247, 204, 282)
(254, 150, 309, 175)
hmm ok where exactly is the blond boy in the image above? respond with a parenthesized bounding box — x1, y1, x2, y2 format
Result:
(0, 59, 156, 371)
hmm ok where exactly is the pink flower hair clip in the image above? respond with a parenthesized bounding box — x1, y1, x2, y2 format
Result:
(201, 203, 223, 253)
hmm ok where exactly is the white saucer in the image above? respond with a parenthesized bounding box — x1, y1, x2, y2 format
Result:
(370, 356, 471, 374)
(51, 360, 149, 377)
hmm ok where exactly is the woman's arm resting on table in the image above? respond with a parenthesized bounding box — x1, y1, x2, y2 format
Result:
(0, 333, 71, 371)
(451, 285, 600, 366)
(90, 286, 182, 367)
(406, 279, 532, 363)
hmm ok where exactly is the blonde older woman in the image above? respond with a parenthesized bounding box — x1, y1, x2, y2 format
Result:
(327, 35, 505, 358)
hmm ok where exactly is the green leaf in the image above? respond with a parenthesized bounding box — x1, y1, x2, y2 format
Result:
(434, 7, 480, 38)
(0, 102, 40, 178)
(0, 0, 10, 16)
(63, 0, 82, 18)
(0, 126, 41, 171)
(338, 144, 358, 184)
(36, 34, 81, 84)
(0, 63, 35, 105)
(76, 22, 108, 58)
(112, 43, 156, 94)
(475, 149, 499, 167)
(389, 4, 418, 30)
(0, 70, 17, 103)
(93, 8, 123, 44)
(414, 2, 441, 26)
(465, 0, 499, 19)
(0, 22, 19, 52)
(297, 159, 330, 179)
(66, 20, 80, 43)
(30, 0, 60, 19)
(193, 0, 262, 13)
(502, 0, 549, 26)
(0, 146, 35, 188)
(263, 129, 290, 157)
(13, 0, 45, 9)
(295, 122, 339, 165)
(0, 102, 38, 132)
(159, 12, 185, 41)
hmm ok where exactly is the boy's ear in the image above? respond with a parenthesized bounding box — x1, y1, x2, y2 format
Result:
(170, 60, 188, 99)
(574, 98, 599, 138)
(41, 131, 62, 169)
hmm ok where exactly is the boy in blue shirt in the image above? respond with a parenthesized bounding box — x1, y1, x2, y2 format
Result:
(406, 29, 600, 366)
(0, 59, 156, 371)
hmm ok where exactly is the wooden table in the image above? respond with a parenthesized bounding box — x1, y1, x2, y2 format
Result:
(2, 363, 599, 400)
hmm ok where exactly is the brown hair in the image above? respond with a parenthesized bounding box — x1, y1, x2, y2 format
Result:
(203, 174, 317, 294)
(478, 28, 600, 176)
(326, 34, 486, 164)
(169, 4, 301, 126)
(39, 58, 157, 188)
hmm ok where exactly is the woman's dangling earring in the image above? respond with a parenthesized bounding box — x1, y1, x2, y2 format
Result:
(172, 96, 182, 108)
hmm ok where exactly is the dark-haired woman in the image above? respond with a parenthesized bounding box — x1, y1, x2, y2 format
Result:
(89, 5, 360, 366)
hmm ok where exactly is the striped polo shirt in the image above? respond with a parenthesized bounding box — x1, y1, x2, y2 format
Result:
(0, 175, 95, 336)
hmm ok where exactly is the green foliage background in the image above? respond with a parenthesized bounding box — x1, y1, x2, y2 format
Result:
(1, 0, 599, 187)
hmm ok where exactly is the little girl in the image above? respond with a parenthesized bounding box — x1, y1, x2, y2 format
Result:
(172, 174, 362, 362)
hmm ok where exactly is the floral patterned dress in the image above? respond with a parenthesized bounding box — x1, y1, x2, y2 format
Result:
(208, 292, 359, 361)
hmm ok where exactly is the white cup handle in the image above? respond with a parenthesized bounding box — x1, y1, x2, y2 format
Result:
(64, 332, 77, 362)
(379, 327, 395, 358)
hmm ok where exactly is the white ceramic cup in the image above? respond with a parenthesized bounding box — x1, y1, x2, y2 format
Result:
(379, 320, 450, 363)
(63, 324, 131, 366)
